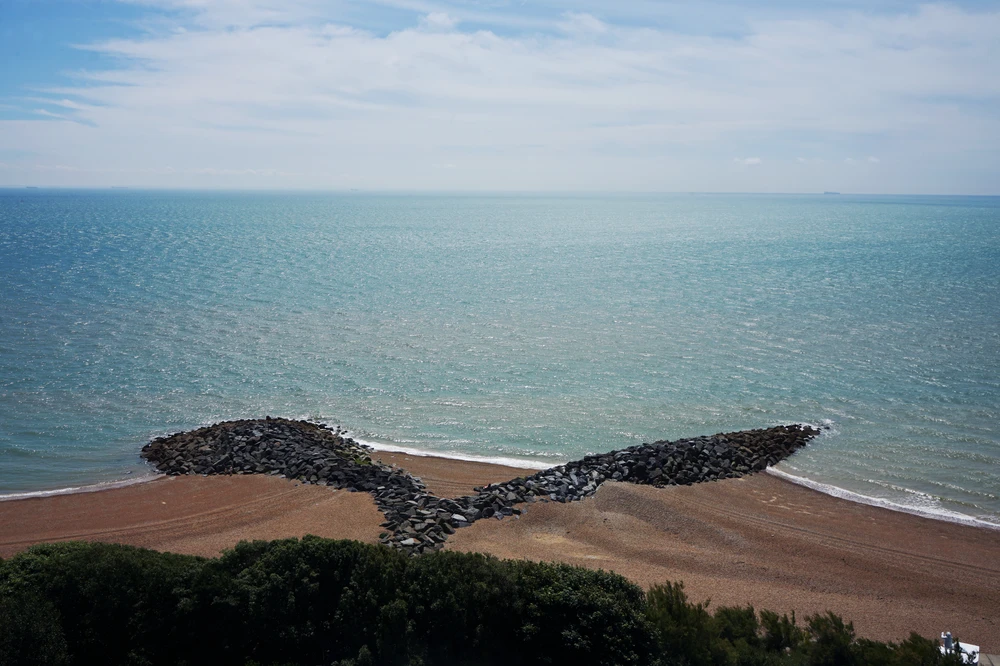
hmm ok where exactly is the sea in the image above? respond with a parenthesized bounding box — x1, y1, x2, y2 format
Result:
(1, 190, 998, 528)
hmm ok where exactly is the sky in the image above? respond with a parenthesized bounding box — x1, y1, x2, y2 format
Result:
(1, 0, 998, 193)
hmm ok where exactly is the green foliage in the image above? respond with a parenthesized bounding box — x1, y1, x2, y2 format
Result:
(714, 606, 759, 648)
(0, 538, 974, 666)
(805, 612, 856, 666)
(0, 541, 204, 665)
(510, 560, 651, 666)
(642, 582, 971, 666)
(213, 536, 406, 664)
(401, 550, 518, 663)
(900, 633, 972, 665)
(760, 609, 808, 653)
(646, 581, 728, 666)
(0, 582, 68, 666)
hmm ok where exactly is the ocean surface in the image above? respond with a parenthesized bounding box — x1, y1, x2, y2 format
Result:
(1, 190, 998, 526)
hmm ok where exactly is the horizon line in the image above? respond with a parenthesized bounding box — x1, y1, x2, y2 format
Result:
(3, 187, 999, 197)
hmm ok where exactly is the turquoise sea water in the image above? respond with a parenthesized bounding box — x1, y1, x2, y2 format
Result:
(1, 190, 998, 526)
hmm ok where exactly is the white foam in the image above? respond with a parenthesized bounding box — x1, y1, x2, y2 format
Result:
(766, 467, 1000, 531)
(0, 473, 164, 503)
(347, 435, 557, 471)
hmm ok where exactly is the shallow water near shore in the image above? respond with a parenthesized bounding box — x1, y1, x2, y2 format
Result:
(1, 190, 998, 526)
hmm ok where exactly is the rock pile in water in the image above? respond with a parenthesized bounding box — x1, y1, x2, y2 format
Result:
(142, 418, 820, 556)
(142, 417, 405, 489)
(470, 425, 819, 506)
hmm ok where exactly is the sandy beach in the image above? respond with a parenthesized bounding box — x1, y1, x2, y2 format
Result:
(2, 452, 998, 651)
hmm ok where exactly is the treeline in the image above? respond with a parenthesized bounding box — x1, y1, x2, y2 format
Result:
(0, 537, 969, 666)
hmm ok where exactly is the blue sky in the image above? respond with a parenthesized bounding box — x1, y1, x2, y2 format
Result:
(1, 0, 998, 193)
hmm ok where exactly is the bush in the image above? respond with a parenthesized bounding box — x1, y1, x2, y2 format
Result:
(646, 581, 728, 666)
(401, 550, 519, 663)
(510, 560, 652, 666)
(805, 612, 856, 666)
(0, 541, 203, 665)
(760, 609, 808, 654)
(211, 536, 407, 664)
(0, 582, 68, 666)
(0, 539, 971, 666)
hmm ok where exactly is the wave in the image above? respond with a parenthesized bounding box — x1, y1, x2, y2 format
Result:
(0, 473, 163, 503)
(766, 467, 1000, 531)
(347, 435, 558, 471)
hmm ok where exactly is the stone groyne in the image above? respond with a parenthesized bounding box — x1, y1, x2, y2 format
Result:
(141, 418, 820, 556)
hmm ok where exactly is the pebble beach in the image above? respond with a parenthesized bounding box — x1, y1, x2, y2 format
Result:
(2, 420, 998, 651)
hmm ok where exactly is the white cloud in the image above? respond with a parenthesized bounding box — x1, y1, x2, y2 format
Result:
(419, 12, 458, 32)
(867, 156, 881, 163)
(2, 2, 999, 192)
(31, 109, 73, 120)
(558, 12, 609, 35)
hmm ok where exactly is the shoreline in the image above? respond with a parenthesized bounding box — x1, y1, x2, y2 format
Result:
(365, 430, 1000, 532)
(0, 473, 162, 503)
(765, 467, 1000, 532)
(351, 436, 557, 471)
(4, 438, 998, 533)
(1, 450, 998, 650)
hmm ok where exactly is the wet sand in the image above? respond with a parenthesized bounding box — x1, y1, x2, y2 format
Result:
(2, 454, 998, 650)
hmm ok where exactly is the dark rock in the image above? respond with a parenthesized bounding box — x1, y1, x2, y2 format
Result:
(140, 419, 820, 557)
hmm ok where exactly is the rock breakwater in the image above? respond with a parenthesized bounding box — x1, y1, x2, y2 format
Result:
(141, 419, 819, 556)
